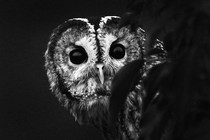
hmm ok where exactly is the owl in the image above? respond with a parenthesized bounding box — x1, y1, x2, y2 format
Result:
(45, 16, 166, 140)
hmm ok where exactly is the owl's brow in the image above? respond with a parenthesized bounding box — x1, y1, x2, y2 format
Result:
(111, 38, 120, 44)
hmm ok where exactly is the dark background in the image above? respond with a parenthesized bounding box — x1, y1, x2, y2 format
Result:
(0, 0, 127, 139)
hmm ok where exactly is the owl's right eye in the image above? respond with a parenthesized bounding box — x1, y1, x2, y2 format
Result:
(69, 47, 88, 64)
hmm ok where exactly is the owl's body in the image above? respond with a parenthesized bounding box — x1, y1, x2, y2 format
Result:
(45, 16, 166, 140)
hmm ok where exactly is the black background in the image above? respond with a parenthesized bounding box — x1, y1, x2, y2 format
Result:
(0, 0, 127, 139)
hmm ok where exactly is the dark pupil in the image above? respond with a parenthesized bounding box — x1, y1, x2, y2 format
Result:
(109, 44, 125, 59)
(69, 48, 88, 64)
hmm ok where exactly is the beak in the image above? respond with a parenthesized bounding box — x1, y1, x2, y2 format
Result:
(96, 64, 104, 84)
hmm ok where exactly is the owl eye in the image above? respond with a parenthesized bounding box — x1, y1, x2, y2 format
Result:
(69, 47, 88, 64)
(109, 43, 125, 59)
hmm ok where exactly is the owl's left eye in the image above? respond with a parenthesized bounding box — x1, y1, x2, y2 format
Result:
(69, 47, 88, 64)
(109, 43, 125, 59)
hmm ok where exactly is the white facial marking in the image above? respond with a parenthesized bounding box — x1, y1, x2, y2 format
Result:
(87, 78, 97, 94)
(69, 18, 95, 33)
(99, 16, 120, 28)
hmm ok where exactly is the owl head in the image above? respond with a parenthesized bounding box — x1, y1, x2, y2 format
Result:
(45, 16, 146, 124)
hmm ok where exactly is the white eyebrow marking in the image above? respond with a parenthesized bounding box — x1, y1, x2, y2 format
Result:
(98, 16, 120, 29)
(68, 18, 95, 33)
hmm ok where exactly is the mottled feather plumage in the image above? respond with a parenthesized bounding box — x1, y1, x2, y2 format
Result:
(45, 16, 157, 139)
(45, 15, 167, 140)
(45, 16, 165, 139)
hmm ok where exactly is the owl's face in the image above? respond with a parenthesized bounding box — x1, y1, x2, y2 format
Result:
(45, 16, 145, 124)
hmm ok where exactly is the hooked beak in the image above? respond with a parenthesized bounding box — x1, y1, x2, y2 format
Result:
(96, 64, 104, 84)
